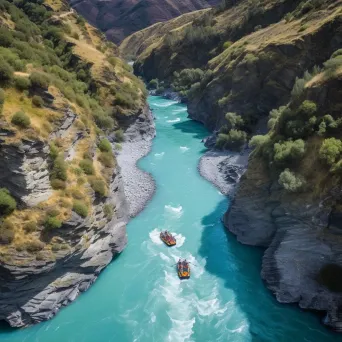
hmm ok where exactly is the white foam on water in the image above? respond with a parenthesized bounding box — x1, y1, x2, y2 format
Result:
(173, 233, 185, 248)
(149, 228, 163, 245)
(164, 204, 183, 219)
(150, 312, 156, 323)
(180, 146, 189, 153)
(154, 152, 165, 159)
(167, 118, 181, 123)
(152, 100, 178, 108)
(160, 252, 171, 262)
(172, 108, 187, 114)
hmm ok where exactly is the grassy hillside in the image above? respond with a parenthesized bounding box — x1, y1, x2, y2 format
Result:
(0, 0, 146, 261)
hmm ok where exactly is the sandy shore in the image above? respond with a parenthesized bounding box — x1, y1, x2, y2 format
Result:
(198, 150, 249, 197)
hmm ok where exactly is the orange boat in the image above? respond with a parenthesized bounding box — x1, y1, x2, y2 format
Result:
(177, 259, 190, 279)
(160, 231, 176, 246)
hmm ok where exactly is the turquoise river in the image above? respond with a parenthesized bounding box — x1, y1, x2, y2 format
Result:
(0, 96, 341, 342)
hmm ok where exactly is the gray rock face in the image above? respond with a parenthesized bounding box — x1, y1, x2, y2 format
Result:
(0, 139, 52, 207)
(0, 167, 128, 327)
(225, 156, 342, 331)
(0, 104, 155, 328)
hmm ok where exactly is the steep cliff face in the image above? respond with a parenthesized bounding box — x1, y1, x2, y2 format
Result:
(226, 62, 342, 330)
(0, 0, 151, 327)
(68, 0, 221, 44)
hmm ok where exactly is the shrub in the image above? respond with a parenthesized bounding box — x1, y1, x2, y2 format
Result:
(0, 27, 12, 47)
(279, 169, 306, 192)
(223, 41, 232, 49)
(49, 142, 59, 160)
(93, 111, 114, 130)
(0, 58, 13, 82)
(0, 188, 16, 216)
(73, 200, 88, 218)
(71, 189, 83, 200)
(98, 152, 114, 168)
(30, 72, 50, 89)
(89, 178, 106, 197)
(23, 221, 37, 233)
(14, 76, 31, 90)
(273, 139, 305, 165)
(11, 111, 30, 128)
(79, 159, 94, 175)
(0, 226, 14, 244)
(0, 88, 4, 105)
(225, 112, 244, 130)
(32, 95, 44, 107)
(47, 208, 60, 217)
(25, 240, 45, 252)
(298, 100, 317, 117)
(155, 86, 165, 95)
(114, 129, 124, 142)
(51, 156, 67, 181)
(216, 130, 247, 151)
(148, 79, 159, 89)
(291, 77, 306, 99)
(98, 138, 112, 152)
(319, 138, 342, 166)
(249, 135, 269, 148)
(44, 216, 62, 230)
(104, 204, 113, 219)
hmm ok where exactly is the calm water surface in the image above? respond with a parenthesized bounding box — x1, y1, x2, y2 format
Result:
(0, 96, 340, 341)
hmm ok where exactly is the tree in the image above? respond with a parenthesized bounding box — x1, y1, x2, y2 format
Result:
(273, 139, 305, 165)
(319, 138, 342, 166)
(279, 169, 306, 192)
(0, 188, 16, 216)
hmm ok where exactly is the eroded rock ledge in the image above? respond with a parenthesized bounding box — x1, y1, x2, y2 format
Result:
(225, 156, 342, 331)
(0, 105, 155, 328)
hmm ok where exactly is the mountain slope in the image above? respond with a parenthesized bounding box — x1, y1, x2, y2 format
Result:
(0, 0, 151, 327)
(68, 0, 221, 44)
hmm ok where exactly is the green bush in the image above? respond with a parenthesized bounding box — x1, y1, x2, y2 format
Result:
(273, 139, 305, 165)
(114, 129, 124, 142)
(49, 142, 59, 160)
(51, 156, 67, 181)
(104, 203, 113, 219)
(73, 200, 88, 218)
(44, 216, 62, 230)
(93, 111, 114, 130)
(0, 58, 13, 83)
(25, 240, 45, 252)
(23, 221, 37, 233)
(30, 72, 50, 89)
(319, 138, 342, 166)
(11, 111, 30, 128)
(148, 79, 159, 90)
(223, 41, 233, 49)
(0, 88, 4, 105)
(0, 188, 16, 216)
(14, 76, 31, 90)
(98, 138, 112, 152)
(79, 159, 94, 175)
(249, 135, 270, 148)
(0, 222, 14, 244)
(98, 152, 114, 168)
(0, 27, 12, 47)
(279, 169, 306, 192)
(215, 130, 247, 151)
(89, 178, 106, 197)
(225, 112, 244, 130)
(155, 86, 165, 95)
(32, 95, 44, 107)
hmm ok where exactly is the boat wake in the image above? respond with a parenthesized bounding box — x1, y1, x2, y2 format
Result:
(164, 204, 183, 219)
